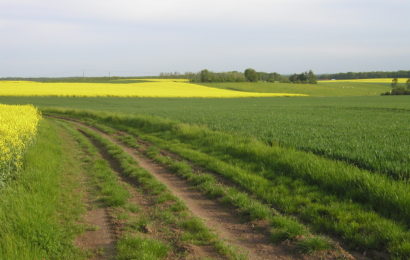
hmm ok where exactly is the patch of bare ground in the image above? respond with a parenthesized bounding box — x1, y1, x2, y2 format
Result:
(75, 207, 116, 260)
(73, 161, 117, 259)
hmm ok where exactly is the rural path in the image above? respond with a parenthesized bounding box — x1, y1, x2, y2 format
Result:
(75, 206, 116, 260)
(53, 116, 302, 260)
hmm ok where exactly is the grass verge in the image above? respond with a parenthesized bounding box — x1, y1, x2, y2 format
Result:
(0, 120, 86, 259)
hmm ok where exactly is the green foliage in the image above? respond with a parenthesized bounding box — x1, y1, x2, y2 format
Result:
(392, 78, 399, 88)
(244, 68, 258, 82)
(318, 70, 410, 80)
(192, 69, 246, 82)
(256, 71, 284, 82)
(190, 69, 285, 82)
(385, 78, 410, 95)
(289, 70, 317, 84)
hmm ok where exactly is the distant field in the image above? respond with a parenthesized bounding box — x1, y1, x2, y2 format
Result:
(200, 81, 391, 96)
(0, 79, 305, 98)
(320, 78, 409, 83)
(2, 81, 410, 258)
(1, 95, 410, 179)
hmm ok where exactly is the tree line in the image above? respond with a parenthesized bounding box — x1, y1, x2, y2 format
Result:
(383, 78, 410, 95)
(160, 69, 318, 84)
(318, 70, 410, 80)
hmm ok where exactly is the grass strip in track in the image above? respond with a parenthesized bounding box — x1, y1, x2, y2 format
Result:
(60, 121, 176, 259)
(61, 122, 130, 208)
(141, 145, 335, 255)
(60, 124, 175, 260)
(0, 120, 86, 259)
(75, 125, 246, 260)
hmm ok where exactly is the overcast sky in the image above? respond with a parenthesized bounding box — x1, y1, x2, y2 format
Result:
(1, 0, 409, 77)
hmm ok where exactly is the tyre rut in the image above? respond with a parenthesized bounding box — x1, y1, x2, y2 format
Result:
(58, 117, 311, 260)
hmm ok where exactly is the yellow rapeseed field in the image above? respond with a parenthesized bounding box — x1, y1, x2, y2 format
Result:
(0, 80, 306, 98)
(320, 78, 409, 83)
(0, 104, 41, 185)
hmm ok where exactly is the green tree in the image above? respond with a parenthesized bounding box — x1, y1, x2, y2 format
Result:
(200, 69, 211, 82)
(407, 78, 410, 90)
(391, 78, 398, 88)
(307, 70, 317, 84)
(244, 68, 258, 82)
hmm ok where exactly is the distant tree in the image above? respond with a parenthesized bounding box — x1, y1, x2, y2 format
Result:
(391, 78, 398, 88)
(307, 70, 317, 84)
(200, 69, 211, 82)
(318, 70, 410, 80)
(407, 78, 410, 90)
(289, 71, 317, 84)
(244, 68, 258, 82)
(289, 74, 298, 83)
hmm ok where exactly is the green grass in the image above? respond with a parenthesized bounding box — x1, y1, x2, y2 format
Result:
(0, 120, 86, 260)
(2, 95, 409, 179)
(116, 235, 170, 260)
(296, 237, 332, 254)
(200, 81, 391, 96)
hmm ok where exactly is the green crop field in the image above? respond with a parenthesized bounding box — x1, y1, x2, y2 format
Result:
(200, 81, 392, 96)
(1, 94, 409, 179)
(2, 80, 410, 259)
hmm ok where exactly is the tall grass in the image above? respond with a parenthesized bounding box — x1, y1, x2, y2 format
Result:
(0, 120, 85, 259)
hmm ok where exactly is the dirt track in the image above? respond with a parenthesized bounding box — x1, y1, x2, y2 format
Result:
(55, 116, 303, 260)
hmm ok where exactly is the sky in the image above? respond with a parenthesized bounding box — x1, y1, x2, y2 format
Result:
(0, 0, 409, 77)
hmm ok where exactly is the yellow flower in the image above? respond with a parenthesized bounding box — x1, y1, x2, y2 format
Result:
(0, 79, 306, 98)
(0, 104, 41, 185)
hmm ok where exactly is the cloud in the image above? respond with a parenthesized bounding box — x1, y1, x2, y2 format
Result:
(0, 0, 409, 76)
